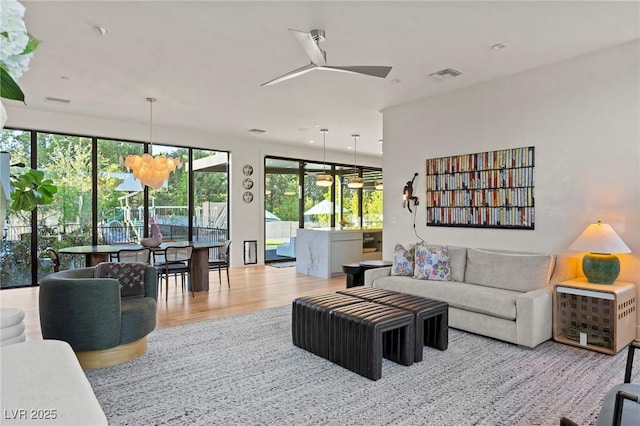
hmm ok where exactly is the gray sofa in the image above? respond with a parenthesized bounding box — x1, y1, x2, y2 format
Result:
(364, 247, 577, 348)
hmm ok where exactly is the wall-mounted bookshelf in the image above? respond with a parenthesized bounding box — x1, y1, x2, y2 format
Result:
(425, 146, 535, 229)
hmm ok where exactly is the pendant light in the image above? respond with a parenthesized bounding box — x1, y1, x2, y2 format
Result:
(123, 97, 182, 190)
(347, 134, 364, 189)
(315, 128, 333, 187)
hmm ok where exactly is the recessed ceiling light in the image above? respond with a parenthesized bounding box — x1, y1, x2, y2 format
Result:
(378, 139, 383, 144)
(347, 146, 353, 150)
(60, 76, 69, 80)
(391, 78, 402, 83)
(491, 43, 508, 51)
(309, 140, 314, 144)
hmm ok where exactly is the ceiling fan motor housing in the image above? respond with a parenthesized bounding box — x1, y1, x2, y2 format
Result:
(310, 29, 326, 43)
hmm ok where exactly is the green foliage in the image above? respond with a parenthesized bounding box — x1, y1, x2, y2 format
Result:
(266, 173, 300, 221)
(0, 67, 24, 102)
(10, 169, 58, 211)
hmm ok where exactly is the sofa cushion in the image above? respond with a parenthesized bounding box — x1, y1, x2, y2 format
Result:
(391, 243, 415, 276)
(448, 246, 467, 282)
(414, 243, 451, 281)
(94, 262, 148, 298)
(464, 249, 554, 292)
(372, 276, 519, 320)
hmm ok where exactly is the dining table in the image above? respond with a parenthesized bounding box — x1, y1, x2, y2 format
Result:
(58, 241, 224, 292)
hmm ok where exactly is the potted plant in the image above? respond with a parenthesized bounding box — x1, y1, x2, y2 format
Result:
(9, 168, 57, 211)
(0, 152, 57, 241)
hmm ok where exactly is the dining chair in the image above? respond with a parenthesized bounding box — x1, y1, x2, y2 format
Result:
(209, 240, 231, 288)
(45, 247, 61, 272)
(116, 247, 151, 264)
(154, 246, 194, 302)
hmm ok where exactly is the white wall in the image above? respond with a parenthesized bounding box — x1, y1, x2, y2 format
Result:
(3, 106, 381, 267)
(382, 40, 640, 335)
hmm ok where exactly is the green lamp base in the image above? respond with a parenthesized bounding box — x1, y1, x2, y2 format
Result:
(582, 253, 620, 284)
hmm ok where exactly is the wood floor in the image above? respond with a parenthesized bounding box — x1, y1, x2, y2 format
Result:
(0, 265, 346, 341)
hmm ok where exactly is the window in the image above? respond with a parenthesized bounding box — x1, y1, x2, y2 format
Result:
(1, 128, 229, 288)
(264, 156, 382, 263)
(1, 130, 31, 287)
(192, 149, 229, 260)
(97, 139, 144, 244)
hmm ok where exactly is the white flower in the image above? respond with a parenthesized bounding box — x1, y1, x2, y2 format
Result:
(0, 0, 31, 80)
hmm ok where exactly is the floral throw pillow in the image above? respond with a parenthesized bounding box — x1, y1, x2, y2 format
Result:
(391, 244, 415, 276)
(414, 243, 451, 281)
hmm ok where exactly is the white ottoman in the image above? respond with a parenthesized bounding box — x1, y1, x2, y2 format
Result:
(0, 308, 26, 346)
(1, 340, 108, 425)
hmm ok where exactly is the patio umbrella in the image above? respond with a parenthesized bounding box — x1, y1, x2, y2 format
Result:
(265, 210, 281, 222)
(304, 199, 335, 215)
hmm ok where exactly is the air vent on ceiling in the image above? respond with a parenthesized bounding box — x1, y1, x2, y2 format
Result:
(44, 96, 71, 104)
(429, 68, 463, 81)
(248, 128, 266, 134)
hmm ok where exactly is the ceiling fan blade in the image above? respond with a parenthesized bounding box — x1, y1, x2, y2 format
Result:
(261, 63, 317, 87)
(318, 65, 392, 79)
(288, 29, 327, 66)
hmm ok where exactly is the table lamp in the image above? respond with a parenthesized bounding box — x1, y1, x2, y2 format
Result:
(568, 221, 631, 284)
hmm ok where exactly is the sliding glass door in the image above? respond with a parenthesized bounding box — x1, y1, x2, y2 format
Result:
(264, 156, 382, 264)
(265, 158, 300, 262)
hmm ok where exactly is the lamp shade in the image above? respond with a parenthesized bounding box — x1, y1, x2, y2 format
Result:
(347, 176, 364, 189)
(316, 174, 333, 187)
(568, 222, 631, 254)
(569, 221, 631, 284)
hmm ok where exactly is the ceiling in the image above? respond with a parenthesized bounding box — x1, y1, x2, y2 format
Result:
(11, 1, 640, 156)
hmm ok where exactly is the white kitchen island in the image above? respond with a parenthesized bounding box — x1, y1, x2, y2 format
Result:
(295, 228, 382, 278)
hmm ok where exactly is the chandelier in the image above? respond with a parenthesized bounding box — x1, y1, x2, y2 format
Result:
(123, 97, 182, 190)
(347, 134, 364, 189)
(315, 128, 333, 187)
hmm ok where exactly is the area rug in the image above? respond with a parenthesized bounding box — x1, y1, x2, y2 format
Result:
(268, 261, 296, 268)
(85, 305, 637, 425)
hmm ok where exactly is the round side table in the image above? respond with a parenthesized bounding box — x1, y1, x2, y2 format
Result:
(342, 263, 363, 288)
(359, 260, 393, 285)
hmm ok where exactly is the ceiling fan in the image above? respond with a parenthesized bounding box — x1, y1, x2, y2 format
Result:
(261, 29, 392, 86)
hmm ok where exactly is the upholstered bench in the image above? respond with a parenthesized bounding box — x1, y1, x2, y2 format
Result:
(1, 340, 107, 425)
(292, 293, 363, 359)
(330, 302, 415, 380)
(292, 295, 415, 380)
(339, 287, 449, 362)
